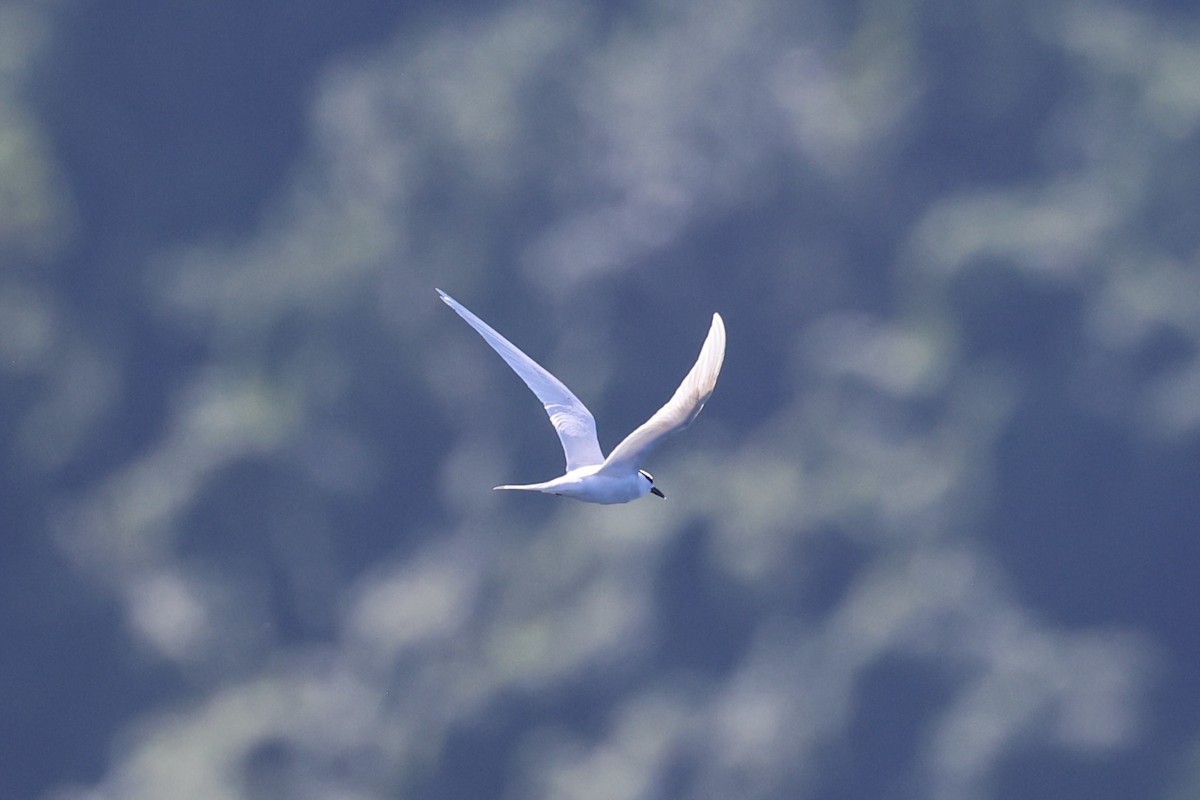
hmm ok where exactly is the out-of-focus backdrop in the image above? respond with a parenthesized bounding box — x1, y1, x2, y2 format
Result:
(4, 0, 1199, 798)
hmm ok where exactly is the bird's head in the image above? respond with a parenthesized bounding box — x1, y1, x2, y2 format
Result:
(639, 469, 665, 498)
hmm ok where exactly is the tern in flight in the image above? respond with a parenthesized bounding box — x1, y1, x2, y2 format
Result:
(437, 289, 726, 504)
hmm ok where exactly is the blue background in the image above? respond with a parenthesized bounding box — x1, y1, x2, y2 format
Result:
(3, 0, 1199, 798)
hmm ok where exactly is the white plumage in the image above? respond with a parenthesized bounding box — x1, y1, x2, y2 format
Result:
(437, 289, 726, 504)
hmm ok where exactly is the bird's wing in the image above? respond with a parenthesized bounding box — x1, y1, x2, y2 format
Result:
(437, 290, 606, 471)
(599, 312, 725, 474)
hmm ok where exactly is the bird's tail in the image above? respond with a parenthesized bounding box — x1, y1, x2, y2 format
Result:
(493, 482, 556, 493)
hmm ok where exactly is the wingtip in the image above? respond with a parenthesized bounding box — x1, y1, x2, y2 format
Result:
(710, 312, 727, 346)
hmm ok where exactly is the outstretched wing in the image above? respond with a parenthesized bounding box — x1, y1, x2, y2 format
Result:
(437, 290, 606, 471)
(600, 312, 726, 473)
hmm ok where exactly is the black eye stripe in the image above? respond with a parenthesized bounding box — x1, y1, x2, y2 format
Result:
(638, 469, 654, 481)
